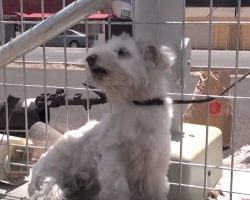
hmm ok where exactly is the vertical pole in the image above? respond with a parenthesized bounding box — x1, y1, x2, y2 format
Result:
(230, 0, 241, 199)
(62, 0, 69, 131)
(134, 0, 184, 134)
(0, 0, 5, 45)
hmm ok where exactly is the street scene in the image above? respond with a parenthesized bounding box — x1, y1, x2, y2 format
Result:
(1, 0, 250, 199)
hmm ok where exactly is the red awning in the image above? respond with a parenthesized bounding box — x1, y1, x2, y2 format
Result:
(15, 12, 112, 20)
(87, 12, 113, 20)
(14, 12, 52, 19)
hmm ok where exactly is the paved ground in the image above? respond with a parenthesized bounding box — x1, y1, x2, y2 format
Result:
(13, 48, 250, 69)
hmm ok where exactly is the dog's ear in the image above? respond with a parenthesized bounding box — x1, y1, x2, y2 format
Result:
(145, 45, 159, 64)
(141, 44, 162, 67)
(118, 32, 131, 40)
(144, 44, 175, 70)
(136, 39, 175, 69)
(160, 45, 176, 69)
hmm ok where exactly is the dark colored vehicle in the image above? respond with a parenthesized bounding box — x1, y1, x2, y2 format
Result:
(45, 29, 93, 48)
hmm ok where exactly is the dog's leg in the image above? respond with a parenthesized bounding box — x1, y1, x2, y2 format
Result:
(97, 147, 130, 200)
(28, 151, 68, 198)
(28, 135, 75, 197)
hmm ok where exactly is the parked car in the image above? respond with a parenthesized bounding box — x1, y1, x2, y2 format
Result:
(45, 29, 94, 48)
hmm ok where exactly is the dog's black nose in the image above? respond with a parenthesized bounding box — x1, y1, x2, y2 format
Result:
(86, 54, 98, 66)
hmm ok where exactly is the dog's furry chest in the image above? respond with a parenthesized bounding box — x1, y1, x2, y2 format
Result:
(109, 105, 169, 139)
(106, 106, 170, 181)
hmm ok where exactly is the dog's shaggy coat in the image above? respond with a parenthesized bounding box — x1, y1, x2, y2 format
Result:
(28, 34, 175, 200)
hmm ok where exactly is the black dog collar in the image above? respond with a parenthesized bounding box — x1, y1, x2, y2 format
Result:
(132, 98, 164, 106)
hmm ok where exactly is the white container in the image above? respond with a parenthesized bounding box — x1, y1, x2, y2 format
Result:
(168, 123, 223, 200)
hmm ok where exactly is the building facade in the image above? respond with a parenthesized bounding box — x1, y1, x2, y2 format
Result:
(1, 0, 132, 44)
(3, 0, 74, 18)
(2, 0, 75, 42)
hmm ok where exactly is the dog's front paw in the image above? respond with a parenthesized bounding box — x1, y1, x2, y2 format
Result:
(98, 179, 130, 200)
(28, 176, 56, 200)
(28, 153, 60, 198)
(99, 191, 130, 200)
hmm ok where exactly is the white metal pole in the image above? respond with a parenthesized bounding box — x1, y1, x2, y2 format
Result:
(0, 0, 114, 69)
(134, 0, 186, 134)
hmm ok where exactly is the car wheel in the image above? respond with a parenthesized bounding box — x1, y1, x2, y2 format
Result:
(69, 41, 79, 48)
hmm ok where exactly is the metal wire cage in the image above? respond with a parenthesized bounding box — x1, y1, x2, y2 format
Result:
(0, 0, 250, 199)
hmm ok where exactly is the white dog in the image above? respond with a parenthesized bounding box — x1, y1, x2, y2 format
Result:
(28, 34, 175, 200)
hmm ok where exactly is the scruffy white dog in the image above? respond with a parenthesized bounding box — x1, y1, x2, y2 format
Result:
(28, 34, 175, 200)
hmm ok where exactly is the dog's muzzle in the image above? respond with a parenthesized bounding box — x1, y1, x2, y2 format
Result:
(86, 54, 109, 77)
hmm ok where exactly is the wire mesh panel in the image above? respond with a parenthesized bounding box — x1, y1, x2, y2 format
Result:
(0, 0, 250, 199)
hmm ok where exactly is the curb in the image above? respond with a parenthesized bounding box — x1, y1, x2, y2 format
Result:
(6, 61, 86, 70)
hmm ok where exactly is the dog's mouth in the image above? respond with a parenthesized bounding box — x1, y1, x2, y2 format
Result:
(89, 65, 109, 78)
(91, 67, 108, 75)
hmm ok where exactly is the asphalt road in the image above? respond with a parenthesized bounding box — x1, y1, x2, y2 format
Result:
(15, 47, 250, 68)
(191, 50, 250, 68)
(15, 47, 89, 64)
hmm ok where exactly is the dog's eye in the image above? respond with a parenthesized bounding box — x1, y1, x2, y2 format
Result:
(116, 47, 130, 57)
